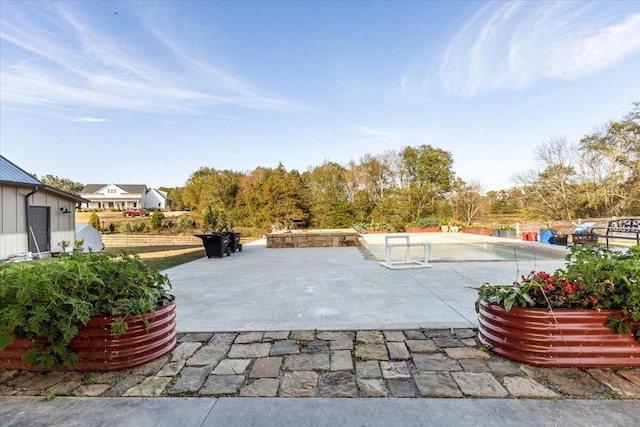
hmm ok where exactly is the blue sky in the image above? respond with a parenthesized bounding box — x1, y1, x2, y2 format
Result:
(1, 0, 639, 191)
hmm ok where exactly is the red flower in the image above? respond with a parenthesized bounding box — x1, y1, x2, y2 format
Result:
(590, 296, 598, 305)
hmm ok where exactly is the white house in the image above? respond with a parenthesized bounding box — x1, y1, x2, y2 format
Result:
(0, 155, 88, 260)
(80, 184, 169, 211)
(144, 188, 169, 210)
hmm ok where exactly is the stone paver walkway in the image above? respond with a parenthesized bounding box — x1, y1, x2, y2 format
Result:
(2, 328, 639, 400)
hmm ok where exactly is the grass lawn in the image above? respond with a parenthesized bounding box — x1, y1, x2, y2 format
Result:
(104, 245, 205, 271)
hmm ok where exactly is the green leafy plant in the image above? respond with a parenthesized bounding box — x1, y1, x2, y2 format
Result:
(0, 252, 173, 368)
(353, 221, 391, 231)
(474, 244, 640, 341)
(495, 224, 515, 230)
(73, 238, 85, 249)
(466, 223, 492, 229)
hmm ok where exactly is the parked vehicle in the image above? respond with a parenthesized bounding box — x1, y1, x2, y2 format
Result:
(123, 208, 150, 217)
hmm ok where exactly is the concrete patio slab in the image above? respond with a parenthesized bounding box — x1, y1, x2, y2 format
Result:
(166, 235, 567, 332)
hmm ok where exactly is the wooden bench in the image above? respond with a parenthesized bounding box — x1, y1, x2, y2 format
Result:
(587, 218, 640, 248)
(380, 235, 432, 270)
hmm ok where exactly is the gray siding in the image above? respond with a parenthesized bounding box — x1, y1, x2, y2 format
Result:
(1, 184, 78, 259)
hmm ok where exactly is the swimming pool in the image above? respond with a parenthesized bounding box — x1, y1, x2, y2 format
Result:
(428, 242, 568, 262)
(361, 236, 569, 262)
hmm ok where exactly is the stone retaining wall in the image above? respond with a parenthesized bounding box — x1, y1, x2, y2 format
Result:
(266, 230, 359, 248)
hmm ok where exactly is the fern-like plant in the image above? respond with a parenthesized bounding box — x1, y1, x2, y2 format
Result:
(0, 252, 173, 368)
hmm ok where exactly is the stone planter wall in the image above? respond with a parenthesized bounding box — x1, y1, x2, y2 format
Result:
(0, 302, 177, 371)
(477, 300, 640, 368)
(266, 230, 359, 248)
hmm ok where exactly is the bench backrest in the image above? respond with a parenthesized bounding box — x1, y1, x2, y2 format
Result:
(606, 218, 640, 233)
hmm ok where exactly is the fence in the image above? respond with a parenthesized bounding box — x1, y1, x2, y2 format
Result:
(102, 234, 201, 247)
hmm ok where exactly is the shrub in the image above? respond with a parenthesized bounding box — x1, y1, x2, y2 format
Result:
(177, 214, 195, 229)
(150, 211, 165, 230)
(118, 222, 133, 234)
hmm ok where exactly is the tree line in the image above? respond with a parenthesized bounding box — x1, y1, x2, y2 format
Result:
(40, 104, 638, 232)
(164, 103, 638, 231)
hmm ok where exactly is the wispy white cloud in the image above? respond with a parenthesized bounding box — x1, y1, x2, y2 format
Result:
(0, 2, 303, 115)
(353, 126, 433, 156)
(436, 1, 640, 98)
(356, 126, 405, 139)
(73, 117, 110, 122)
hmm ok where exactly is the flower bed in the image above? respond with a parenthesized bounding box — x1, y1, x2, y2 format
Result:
(475, 245, 640, 367)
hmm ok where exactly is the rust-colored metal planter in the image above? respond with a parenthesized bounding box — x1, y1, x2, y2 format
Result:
(477, 300, 640, 368)
(0, 302, 177, 371)
(406, 226, 440, 233)
(462, 227, 493, 236)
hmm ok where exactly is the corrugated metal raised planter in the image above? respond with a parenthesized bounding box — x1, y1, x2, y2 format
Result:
(0, 302, 177, 371)
(477, 300, 640, 368)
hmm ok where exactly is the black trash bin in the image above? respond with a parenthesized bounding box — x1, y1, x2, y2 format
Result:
(224, 232, 243, 253)
(552, 234, 568, 246)
(195, 234, 231, 258)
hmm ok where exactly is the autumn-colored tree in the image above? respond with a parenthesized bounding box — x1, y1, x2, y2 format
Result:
(88, 212, 101, 231)
(512, 137, 578, 220)
(450, 179, 486, 225)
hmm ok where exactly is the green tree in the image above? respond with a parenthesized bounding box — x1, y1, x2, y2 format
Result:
(40, 175, 84, 195)
(203, 205, 218, 231)
(165, 187, 185, 210)
(345, 152, 400, 225)
(182, 168, 242, 213)
(400, 145, 454, 222)
(259, 164, 308, 231)
(235, 167, 269, 230)
(303, 161, 351, 228)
